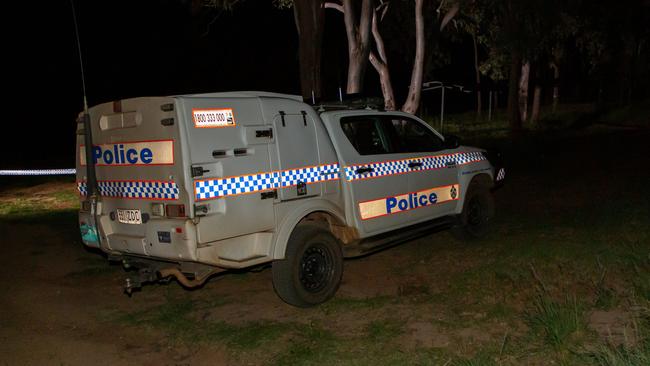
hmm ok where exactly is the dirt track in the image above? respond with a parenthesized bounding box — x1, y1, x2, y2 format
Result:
(1, 127, 649, 365)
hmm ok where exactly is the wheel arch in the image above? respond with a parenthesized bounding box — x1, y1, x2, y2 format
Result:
(468, 172, 493, 188)
(272, 199, 351, 260)
(456, 172, 494, 214)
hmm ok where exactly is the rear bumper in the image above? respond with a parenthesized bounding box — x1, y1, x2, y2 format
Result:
(79, 211, 199, 261)
(79, 210, 275, 269)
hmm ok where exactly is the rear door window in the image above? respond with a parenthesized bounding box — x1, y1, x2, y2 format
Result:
(340, 115, 442, 155)
(340, 117, 392, 155)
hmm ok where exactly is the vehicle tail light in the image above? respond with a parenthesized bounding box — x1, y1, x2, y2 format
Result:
(166, 204, 186, 218)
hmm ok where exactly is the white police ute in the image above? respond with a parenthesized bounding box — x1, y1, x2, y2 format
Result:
(76, 91, 504, 307)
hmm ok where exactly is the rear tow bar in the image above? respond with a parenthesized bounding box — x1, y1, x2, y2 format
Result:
(123, 264, 226, 295)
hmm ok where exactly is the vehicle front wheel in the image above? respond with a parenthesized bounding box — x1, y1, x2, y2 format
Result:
(272, 224, 343, 307)
(452, 183, 495, 240)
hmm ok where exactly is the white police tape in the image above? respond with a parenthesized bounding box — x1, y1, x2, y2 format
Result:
(0, 169, 76, 176)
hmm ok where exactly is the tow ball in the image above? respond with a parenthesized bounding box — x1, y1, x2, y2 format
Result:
(123, 268, 158, 295)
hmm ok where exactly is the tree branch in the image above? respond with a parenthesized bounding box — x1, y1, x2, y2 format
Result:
(440, 2, 459, 31)
(369, 52, 396, 110)
(371, 7, 388, 64)
(324, 2, 343, 13)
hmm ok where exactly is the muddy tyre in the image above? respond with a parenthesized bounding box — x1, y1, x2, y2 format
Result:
(452, 183, 495, 240)
(272, 224, 343, 307)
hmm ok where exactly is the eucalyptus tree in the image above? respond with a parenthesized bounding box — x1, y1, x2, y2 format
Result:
(327, 0, 458, 114)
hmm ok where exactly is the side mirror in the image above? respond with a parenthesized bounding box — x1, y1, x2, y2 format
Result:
(443, 134, 460, 149)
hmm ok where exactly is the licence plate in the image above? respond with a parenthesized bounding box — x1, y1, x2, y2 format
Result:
(117, 209, 142, 225)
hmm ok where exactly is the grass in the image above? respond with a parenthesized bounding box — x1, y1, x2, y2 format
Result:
(584, 310, 650, 366)
(116, 293, 349, 364)
(526, 292, 585, 349)
(455, 352, 499, 366)
(3, 125, 650, 365)
(366, 319, 404, 342)
(0, 178, 78, 222)
(117, 295, 295, 348)
(422, 103, 599, 137)
(587, 341, 650, 366)
(271, 325, 340, 365)
(319, 295, 394, 314)
(599, 99, 650, 127)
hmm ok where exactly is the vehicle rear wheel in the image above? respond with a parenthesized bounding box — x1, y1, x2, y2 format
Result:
(452, 183, 494, 240)
(272, 224, 343, 307)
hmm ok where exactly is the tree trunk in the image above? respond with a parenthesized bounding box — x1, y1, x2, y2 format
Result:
(531, 85, 541, 124)
(550, 61, 559, 112)
(507, 50, 522, 131)
(294, 0, 325, 101)
(342, 0, 373, 94)
(473, 33, 481, 120)
(518, 61, 530, 123)
(401, 0, 424, 114)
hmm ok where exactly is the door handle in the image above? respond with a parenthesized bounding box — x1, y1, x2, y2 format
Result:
(191, 166, 210, 177)
(260, 190, 277, 200)
(445, 160, 457, 168)
(408, 162, 423, 168)
(355, 167, 374, 174)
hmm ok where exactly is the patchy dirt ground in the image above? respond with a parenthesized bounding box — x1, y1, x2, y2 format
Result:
(1, 128, 648, 365)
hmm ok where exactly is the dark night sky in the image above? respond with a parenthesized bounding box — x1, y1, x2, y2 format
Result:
(4, 0, 303, 168)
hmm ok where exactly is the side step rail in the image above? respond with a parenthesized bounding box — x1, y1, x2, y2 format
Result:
(343, 216, 455, 258)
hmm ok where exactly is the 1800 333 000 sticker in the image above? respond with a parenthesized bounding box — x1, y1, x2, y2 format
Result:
(358, 184, 459, 220)
(192, 108, 236, 128)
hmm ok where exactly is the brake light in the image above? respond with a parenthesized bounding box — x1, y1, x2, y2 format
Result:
(165, 204, 186, 218)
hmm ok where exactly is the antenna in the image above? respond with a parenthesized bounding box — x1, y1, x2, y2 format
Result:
(70, 0, 98, 201)
(70, 0, 88, 113)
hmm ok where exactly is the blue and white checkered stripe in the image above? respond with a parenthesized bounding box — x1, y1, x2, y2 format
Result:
(280, 163, 340, 187)
(195, 172, 281, 200)
(195, 163, 340, 201)
(78, 182, 87, 196)
(344, 159, 410, 181)
(496, 168, 505, 181)
(345, 152, 486, 181)
(455, 151, 485, 164)
(78, 181, 180, 200)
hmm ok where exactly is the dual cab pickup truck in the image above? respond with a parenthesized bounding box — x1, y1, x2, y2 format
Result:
(76, 91, 504, 307)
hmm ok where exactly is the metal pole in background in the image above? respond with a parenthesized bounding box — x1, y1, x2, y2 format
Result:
(488, 90, 493, 122)
(440, 86, 445, 132)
